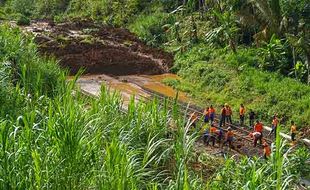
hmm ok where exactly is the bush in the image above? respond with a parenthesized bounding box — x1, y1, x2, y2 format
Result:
(129, 11, 175, 46)
(16, 14, 30, 26)
(162, 78, 181, 88)
(9, 0, 34, 16)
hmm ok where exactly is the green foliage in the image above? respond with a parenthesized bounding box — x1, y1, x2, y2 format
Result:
(0, 7, 6, 20)
(208, 139, 309, 189)
(66, 0, 150, 26)
(0, 23, 208, 189)
(172, 43, 310, 129)
(205, 11, 239, 53)
(162, 78, 181, 89)
(8, 0, 34, 16)
(34, 0, 60, 17)
(129, 11, 175, 46)
(208, 125, 309, 190)
(0, 14, 309, 189)
(0, 24, 63, 97)
(258, 35, 290, 74)
(16, 14, 30, 26)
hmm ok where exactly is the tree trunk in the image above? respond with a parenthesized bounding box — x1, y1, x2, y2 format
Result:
(229, 39, 237, 54)
(199, 0, 205, 19)
(216, 0, 223, 13)
(191, 15, 198, 43)
(307, 53, 310, 85)
(175, 24, 181, 42)
(292, 47, 298, 80)
(183, 0, 187, 6)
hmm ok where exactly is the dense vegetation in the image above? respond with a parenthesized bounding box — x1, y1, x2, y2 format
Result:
(0, 23, 309, 190)
(1, 0, 309, 130)
(0, 1, 310, 189)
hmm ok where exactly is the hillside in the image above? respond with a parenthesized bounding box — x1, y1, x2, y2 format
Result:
(0, 0, 310, 189)
(3, 0, 308, 131)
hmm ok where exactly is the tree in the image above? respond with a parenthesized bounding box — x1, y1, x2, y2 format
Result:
(258, 34, 288, 73)
(249, 0, 282, 35)
(186, 0, 199, 43)
(286, 26, 310, 85)
(205, 10, 239, 53)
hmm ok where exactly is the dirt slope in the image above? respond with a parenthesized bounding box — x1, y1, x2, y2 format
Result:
(25, 20, 173, 75)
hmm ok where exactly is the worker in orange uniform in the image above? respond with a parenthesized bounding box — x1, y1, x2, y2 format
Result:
(205, 124, 217, 146)
(262, 141, 271, 159)
(225, 103, 232, 124)
(209, 105, 215, 124)
(190, 112, 198, 128)
(219, 105, 226, 127)
(268, 115, 279, 138)
(253, 120, 263, 147)
(224, 127, 234, 148)
(239, 104, 246, 126)
(203, 107, 210, 123)
(290, 121, 297, 142)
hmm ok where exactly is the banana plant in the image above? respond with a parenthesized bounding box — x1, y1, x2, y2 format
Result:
(257, 34, 288, 72)
(286, 34, 310, 85)
(205, 10, 239, 53)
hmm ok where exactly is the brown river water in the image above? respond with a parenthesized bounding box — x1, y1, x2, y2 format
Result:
(74, 73, 193, 109)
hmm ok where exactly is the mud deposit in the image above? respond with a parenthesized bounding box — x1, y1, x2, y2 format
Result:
(24, 20, 173, 75)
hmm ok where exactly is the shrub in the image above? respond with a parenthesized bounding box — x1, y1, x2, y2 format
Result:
(9, 0, 34, 16)
(16, 14, 30, 26)
(129, 11, 175, 46)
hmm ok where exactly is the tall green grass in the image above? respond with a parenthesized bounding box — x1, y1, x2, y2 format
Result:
(0, 24, 201, 188)
(0, 80, 202, 188)
(0, 20, 308, 190)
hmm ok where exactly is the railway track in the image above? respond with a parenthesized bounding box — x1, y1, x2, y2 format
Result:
(79, 76, 309, 157)
(128, 80, 273, 143)
(79, 83, 256, 156)
(122, 80, 273, 157)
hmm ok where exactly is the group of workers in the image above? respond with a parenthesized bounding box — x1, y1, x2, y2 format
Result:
(189, 103, 298, 159)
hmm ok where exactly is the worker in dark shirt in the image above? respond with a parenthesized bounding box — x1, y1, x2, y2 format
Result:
(219, 105, 226, 127)
(249, 110, 255, 128)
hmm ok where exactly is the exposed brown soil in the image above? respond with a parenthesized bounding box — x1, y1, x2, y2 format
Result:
(25, 20, 173, 75)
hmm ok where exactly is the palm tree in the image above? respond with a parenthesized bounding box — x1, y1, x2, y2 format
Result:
(251, 0, 281, 31)
(231, 0, 283, 44)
